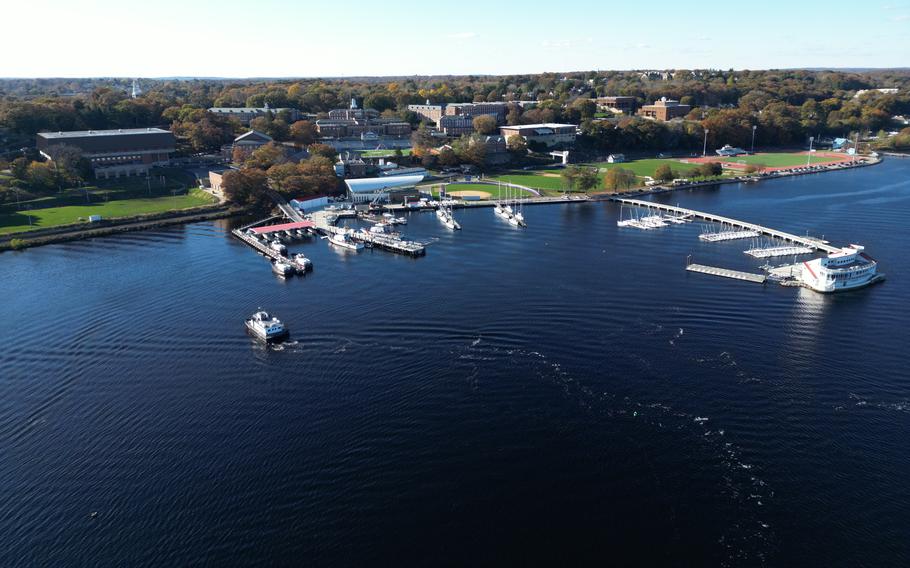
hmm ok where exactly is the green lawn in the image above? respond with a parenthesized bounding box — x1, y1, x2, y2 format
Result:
(715, 152, 840, 167)
(0, 188, 215, 235)
(359, 149, 412, 158)
(487, 171, 573, 192)
(582, 158, 702, 177)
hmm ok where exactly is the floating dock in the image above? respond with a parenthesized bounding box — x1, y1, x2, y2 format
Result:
(686, 263, 767, 284)
(612, 198, 838, 253)
(744, 244, 814, 258)
(699, 229, 761, 242)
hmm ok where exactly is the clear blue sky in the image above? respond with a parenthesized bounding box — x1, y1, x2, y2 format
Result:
(2, 0, 908, 77)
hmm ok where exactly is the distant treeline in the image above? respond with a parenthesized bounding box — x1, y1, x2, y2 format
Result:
(1, 69, 909, 156)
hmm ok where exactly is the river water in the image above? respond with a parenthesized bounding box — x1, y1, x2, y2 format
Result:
(2, 160, 909, 566)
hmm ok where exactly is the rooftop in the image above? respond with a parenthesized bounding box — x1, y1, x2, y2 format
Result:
(38, 128, 171, 139)
(501, 123, 576, 130)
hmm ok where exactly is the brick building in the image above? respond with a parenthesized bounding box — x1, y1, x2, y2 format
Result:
(207, 105, 303, 125)
(594, 96, 637, 114)
(636, 97, 691, 121)
(37, 128, 175, 179)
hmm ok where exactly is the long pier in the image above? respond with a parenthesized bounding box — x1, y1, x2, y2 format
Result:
(231, 228, 288, 263)
(309, 209, 425, 256)
(612, 198, 839, 254)
(686, 263, 767, 284)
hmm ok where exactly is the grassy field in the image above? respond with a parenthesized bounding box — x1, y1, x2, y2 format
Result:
(582, 158, 703, 177)
(439, 183, 538, 199)
(714, 152, 841, 167)
(487, 172, 574, 192)
(359, 149, 412, 158)
(0, 188, 215, 235)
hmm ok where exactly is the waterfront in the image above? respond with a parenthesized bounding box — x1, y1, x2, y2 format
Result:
(2, 159, 909, 566)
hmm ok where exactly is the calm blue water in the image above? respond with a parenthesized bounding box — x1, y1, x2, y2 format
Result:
(2, 160, 909, 567)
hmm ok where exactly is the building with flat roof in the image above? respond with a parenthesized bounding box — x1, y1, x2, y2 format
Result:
(595, 96, 637, 114)
(445, 102, 508, 120)
(637, 97, 691, 121)
(37, 127, 175, 179)
(207, 106, 302, 125)
(407, 103, 445, 125)
(438, 115, 477, 136)
(499, 123, 576, 148)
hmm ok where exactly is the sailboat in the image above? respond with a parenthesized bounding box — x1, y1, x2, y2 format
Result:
(494, 181, 510, 219)
(512, 187, 526, 227)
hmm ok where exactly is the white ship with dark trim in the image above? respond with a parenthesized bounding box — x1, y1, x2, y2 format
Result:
(799, 245, 883, 292)
(245, 310, 289, 341)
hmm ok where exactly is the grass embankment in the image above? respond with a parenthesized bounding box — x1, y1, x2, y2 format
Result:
(0, 170, 216, 235)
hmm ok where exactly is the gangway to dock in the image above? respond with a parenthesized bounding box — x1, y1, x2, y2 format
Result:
(612, 198, 839, 253)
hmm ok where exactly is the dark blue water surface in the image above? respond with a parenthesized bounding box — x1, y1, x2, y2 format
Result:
(2, 160, 909, 567)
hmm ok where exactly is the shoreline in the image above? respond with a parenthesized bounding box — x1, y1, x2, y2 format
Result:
(0, 204, 248, 252)
(0, 154, 882, 251)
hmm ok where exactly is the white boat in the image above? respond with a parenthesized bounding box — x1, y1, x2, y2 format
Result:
(245, 310, 289, 342)
(436, 206, 460, 230)
(328, 231, 364, 251)
(272, 260, 294, 277)
(382, 213, 407, 225)
(291, 253, 312, 273)
(799, 244, 883, 292)
(269, 240, 287, 254)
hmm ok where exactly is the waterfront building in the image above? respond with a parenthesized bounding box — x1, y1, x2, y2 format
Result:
(36, 128, 175, 179)
(289, 195, 329, 212)
(344, 173, 425, 203)
(595, 96, 637, 114)
(499, 123, 577, 148)
(637, 97, 691, 121)
(799, 245, 881, 292)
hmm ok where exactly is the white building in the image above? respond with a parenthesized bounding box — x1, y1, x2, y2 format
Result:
(290, 195, 329, 212)
(344, 174, 425, 203)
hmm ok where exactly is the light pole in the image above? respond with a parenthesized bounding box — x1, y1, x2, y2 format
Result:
(751, 125, 757, 154)
(807, 136, 814, 166)
(703, 128, 710, 157)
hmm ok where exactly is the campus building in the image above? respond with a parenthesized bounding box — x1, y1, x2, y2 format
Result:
(36, 128, 175, 179)
(499, 123, 577, 148)
(222, 130, 274, 160)
(207, 105, 303, 125)
(344, 174, 425, 203)
(437, 115, 477, 136)
(636, 97, 691, 121)
(594, 96, 637, 114)
(406, 103, 445, 125)
(444, 102, 508, 121)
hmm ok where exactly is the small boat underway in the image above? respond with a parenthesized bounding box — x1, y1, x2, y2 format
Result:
(245, 310, 289, 341)
(328, 231, 364, 251)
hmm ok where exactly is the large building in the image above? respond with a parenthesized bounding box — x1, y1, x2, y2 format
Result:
(444, 102, 508, 121)
(437, 115, 477, 136)
(594, 96, 637, 114)
(37, 128, 175, 179)
(499, 123, 576, 148)
(406, 103, 445, 125)
(344, 174, 425, 203)
(316, 118, 410, 139)
(207, 105, 303, 125)
(637, 97, 691, 121)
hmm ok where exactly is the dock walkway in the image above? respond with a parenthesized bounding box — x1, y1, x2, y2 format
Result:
(613, 198, 839, 254)
(686, 263, 767, 284)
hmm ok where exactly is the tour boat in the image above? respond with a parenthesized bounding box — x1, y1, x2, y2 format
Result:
(328, 231, 364, 251)
(245, 310, 289, 342)
(269, 240, 287, 254)
(272, 260, 294, 277)
(291, 253, 312, 273)
(799, 245, 883, 292)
